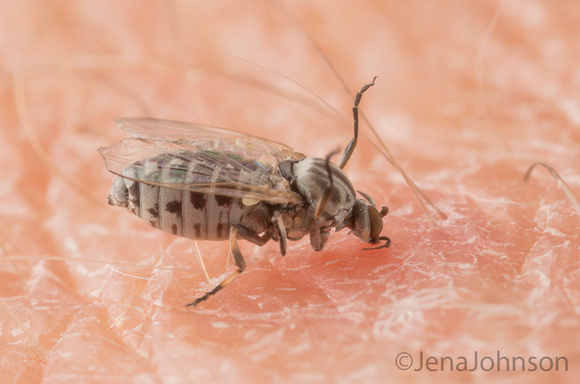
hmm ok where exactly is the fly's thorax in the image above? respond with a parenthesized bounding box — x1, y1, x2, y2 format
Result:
(280, 205, 314, 240)
(280, 157, 356, 227)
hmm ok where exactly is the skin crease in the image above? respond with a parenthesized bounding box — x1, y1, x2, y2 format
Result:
(1, 0, 579, 383)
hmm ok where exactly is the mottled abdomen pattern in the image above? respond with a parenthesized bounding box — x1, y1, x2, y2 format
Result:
(108, 151, 274, 240)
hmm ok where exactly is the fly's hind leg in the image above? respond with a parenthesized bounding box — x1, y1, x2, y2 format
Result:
(190, 240, 211, 287)
(186, 227, 245, 307)
(186, 225, 268, 308)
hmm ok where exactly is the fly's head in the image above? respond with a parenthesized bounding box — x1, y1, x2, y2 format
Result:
(338, 194, 391, 250)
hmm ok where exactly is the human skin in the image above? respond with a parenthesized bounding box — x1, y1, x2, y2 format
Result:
(1, 1, 579, 383)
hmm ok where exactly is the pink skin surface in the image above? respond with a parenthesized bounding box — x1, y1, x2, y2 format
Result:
(1, 1, 579, 383)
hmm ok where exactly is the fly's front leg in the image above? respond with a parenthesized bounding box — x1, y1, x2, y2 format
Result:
(186, 225, 269, 308)
(309, 223, 331, 252)
(273, 211, 287, 256)
(314, 149, 340, 220)
(337, 77, 377, 170)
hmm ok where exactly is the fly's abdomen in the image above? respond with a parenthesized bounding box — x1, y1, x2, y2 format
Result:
(108, 151, 272, 240)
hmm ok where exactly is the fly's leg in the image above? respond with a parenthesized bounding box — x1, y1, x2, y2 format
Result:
(309, 224, 331, 251)
(337, 77, 377, 170)
(186, 227, 245, 307)
(190, 240, 211, 287)
(186, 225, 270, 308)
(236, 225, 271, 246)
(273, 211, 287, 256)
(314, 149, 340, 220)
(311, 150, 340, 251)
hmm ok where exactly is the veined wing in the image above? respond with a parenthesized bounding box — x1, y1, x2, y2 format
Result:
(98, 118, 306, 205)
(114, 118, 304, 160)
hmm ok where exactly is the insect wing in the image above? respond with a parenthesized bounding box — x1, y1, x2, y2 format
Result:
(98, 118, 306, 204)
(115, 118, 301, 157)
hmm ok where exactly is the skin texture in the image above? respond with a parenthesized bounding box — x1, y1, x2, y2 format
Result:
(1, 0, 579, 383)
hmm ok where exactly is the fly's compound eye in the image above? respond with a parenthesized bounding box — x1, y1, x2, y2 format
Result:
(364, 205, 391, 250)
(368, 205, 384, 240)
(351, 200, 370, 239)
(351, 199, 390, 250)
(352, 199, 388, 239)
